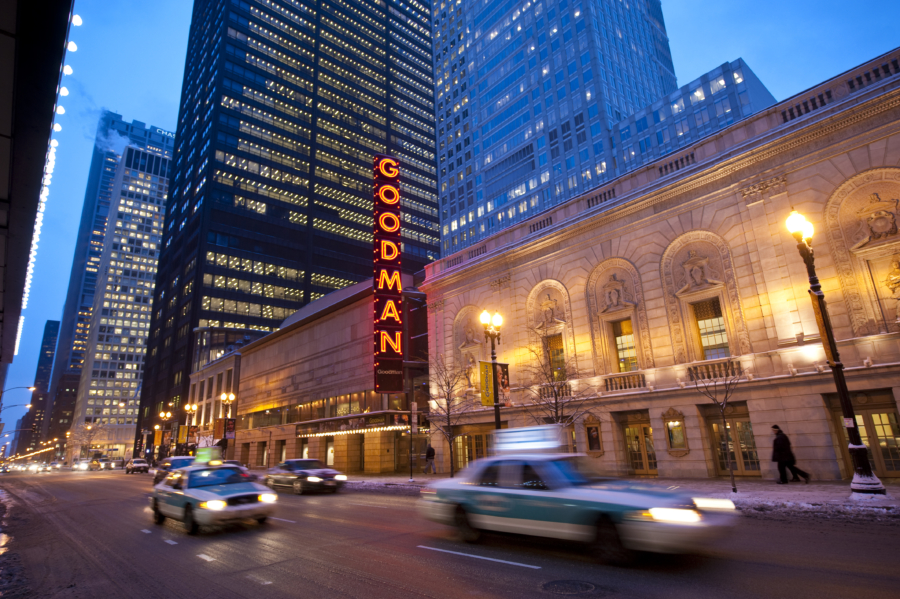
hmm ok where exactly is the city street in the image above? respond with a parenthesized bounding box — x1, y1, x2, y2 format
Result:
(0, 472, 898, 599)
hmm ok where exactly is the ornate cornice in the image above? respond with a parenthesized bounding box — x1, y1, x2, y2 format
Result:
(740, 175, 787, 205)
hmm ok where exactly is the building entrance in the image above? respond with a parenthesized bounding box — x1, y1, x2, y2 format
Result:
(709, 418, 761, 476)
(827, 390, 900, 479)
(623, 423, 657, 475)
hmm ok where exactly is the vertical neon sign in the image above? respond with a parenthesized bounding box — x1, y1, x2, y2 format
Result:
(374, 155, 404, 392)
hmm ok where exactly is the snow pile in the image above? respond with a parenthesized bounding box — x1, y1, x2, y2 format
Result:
(715, 493, 899, 523)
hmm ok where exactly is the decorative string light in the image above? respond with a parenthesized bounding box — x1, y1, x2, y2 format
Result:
(298, 425, 410, 438)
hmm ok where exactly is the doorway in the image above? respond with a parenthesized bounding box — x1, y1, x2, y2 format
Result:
(623, 423, 657, 475)
(827, 390, 900, 479)
(709, 418, 761, 476)
(453, 429, 496, 471)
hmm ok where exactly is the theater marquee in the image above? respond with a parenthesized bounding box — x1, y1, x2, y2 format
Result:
(373, 155, 404, 392)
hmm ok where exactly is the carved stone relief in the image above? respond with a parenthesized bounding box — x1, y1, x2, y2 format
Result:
(824, 168, 900, 335)
(452, 306, 484, 388)
(740, 175, 787, 205)
(525, 280, 578, 368)
(660, 231, 752, 364)
(586, 258, 654, 375)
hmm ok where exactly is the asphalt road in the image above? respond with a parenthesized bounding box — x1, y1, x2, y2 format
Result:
(0, 471, 898, 599)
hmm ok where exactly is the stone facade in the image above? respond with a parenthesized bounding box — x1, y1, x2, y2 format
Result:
(421, 49, 900, 481)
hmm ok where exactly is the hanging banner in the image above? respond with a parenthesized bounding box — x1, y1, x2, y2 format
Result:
(479, 361, 494, 406)
(225, 418, 236, 440)
(373, 154, 404, 392)
(177, 425, 188, 444)
(153, 430, 162, 447)
(496, 363, 511, 407)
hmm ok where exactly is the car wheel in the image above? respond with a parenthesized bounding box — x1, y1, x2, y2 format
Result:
(152, 500, 166, 525)
(256, 516, 268, 524)
(184, 505, 199, 535)
(594, 516, 634, 566)
(454, 506, 481, 543)
(293, 480, 304, 495)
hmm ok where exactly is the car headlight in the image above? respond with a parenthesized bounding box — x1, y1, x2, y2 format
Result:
(259, 493, 277, 503)
(334, 475, 347, 481)
(646, 508, 702, 524)
(693, 497, 735, 510)
(200, 500, 227, 510)
(307, 476, 321, 483)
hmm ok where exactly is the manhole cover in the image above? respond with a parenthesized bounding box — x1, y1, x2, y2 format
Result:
(542, 580, 596, 595)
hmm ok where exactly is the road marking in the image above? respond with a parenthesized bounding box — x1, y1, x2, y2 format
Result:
(165, 540, 178, 545)
(270, 517, 296, 523)
(247, 575, 272, 585)
(140, 529, 151, 534)
(349, 502, 389, 509)
(197, 554, 215, 562)
(417, 546, 541, 569)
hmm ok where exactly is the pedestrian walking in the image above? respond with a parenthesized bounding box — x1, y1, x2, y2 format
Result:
(771, 425, 810, 484)
(423, 444, 436, 474)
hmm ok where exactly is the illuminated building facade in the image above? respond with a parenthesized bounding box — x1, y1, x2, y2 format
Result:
(137, 0, 440, 448)
(69, 146, 170, 459)
(47, 111, 174, 437)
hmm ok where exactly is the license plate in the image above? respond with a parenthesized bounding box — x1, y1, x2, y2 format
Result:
(325, 481, 336, 486)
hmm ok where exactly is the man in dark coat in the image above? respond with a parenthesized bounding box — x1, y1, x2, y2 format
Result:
(423, 444, 436, 474)
(771, 425, 810, 484)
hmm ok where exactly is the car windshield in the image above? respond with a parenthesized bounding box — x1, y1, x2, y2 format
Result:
(288, 460, 323, 470)
(133, 460, 147, 464)
(548, 456, 607, 486)
(188, 467, 249, 488)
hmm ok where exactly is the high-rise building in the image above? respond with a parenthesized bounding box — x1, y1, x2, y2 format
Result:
(137, 0, 439, 440)
(434, 1, 775, 252)
(46, 372, 79, 459)
(10, 417, 23, 458)
(46, 112, 174, 436)
(17, 320, 59, 453)
(68, 145, 170, 459)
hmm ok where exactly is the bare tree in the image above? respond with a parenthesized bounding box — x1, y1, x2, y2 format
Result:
(692, 363, 744, 493)
(518, 343, 599, 430)
(427, 353, 477, 478)
(68, 421, 106, 459)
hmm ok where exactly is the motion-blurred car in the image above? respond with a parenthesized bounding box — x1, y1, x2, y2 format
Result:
(0, 466, 9, 473)
(150, 465, 276, 534)
(150, 456, 195, 484)
(418, 453, 738, 563)
(264, 459, 347, 494)
(50, 461, 62, 469)
(125, 459, 150, 474)
(74, 458, 92, 471)
(28, 463, 51, 473)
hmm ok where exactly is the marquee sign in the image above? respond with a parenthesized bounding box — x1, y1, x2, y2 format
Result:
(374, 155, 404, 392)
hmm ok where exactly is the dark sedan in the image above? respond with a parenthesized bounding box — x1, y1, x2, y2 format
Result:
(264, 459, 347, 494)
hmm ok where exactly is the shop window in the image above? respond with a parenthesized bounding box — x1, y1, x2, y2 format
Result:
(692, 298, 729, 360)
(612, 319, 638, 372)
(662, 408, 688, 456)
(545, 334, 566, 380)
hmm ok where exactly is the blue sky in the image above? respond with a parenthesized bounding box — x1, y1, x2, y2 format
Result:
(3, 0, 899, 438)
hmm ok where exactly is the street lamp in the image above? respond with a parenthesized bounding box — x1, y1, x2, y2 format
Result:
(785, 210, 885, 494)
(0, 386, 36, 411)
(1, 404, 32, 412)
(480, 309, 504, 430)
(159, 411, 172, 458)
(220, 392, 236, 418)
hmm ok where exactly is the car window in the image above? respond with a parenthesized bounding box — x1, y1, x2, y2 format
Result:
(548, 457, 606, 486)
(188, 467, 247, 488)
(163, 472, 182, 487)
(509, 462, 550, 491)
(478, 463, 503, 487)
(289, 460, 323, 470)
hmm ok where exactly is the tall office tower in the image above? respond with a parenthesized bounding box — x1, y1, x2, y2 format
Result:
(68, 146, 170, 459)
(46, 372, 79, 459)
(435, 0, 680, 252)
(137, 0, 439, 436)
(17, 320, 60, 453)
(10, 417, 23, 457)
(46, 111, 175, 436)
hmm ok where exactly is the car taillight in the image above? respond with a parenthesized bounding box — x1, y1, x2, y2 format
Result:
(421, 487, 437, 496)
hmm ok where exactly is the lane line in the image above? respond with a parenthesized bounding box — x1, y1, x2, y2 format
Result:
(197, 554, 215, 562)
(348, 502, 389, 509)
(165, 539, 178, 545)
(417, 546, 541, 569)
(270, 517, 296, 523)
(247, 575, 272, 585)
(140, 529, 151, 534)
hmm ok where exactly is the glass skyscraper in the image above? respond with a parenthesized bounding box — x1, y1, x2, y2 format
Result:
(435, 0, 678, 252)
(69, 146, 170, 459)
(47, 111, 174, 437)
(16, 320, 59, 454)
(137, 0, 439, 436)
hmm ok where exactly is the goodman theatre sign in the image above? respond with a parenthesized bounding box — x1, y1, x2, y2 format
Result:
(373, 155, 404, 392)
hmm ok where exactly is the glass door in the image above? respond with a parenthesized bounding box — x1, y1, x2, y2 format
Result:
(838, 411, 900, 478)
(710, 418, 761, 476)
(454, 433, 494, 471)
(624, 424, 657, 475)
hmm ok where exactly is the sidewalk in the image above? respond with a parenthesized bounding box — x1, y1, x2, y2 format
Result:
(342, 472, 900, 522)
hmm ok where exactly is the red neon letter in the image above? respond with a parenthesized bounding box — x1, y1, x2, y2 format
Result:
(377, 158, 399, 178)
(380, 299, 401, 323)
(378, 212, 401, 233)
(379, 330, 402, 353)
(380, 239, 399, 261)
(377, 184, 400, 205)
(377, 269, 402, 292)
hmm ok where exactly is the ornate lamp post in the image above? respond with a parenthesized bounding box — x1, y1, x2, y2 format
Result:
(183, 404, 198, 454)
(479, 309, 504, 430)
(159, 410, 172, 458)
(220, 392, 236, 418)
(785, 210, 885, 494)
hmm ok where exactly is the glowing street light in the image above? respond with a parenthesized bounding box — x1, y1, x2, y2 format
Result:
(480, 310, 504, 430)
